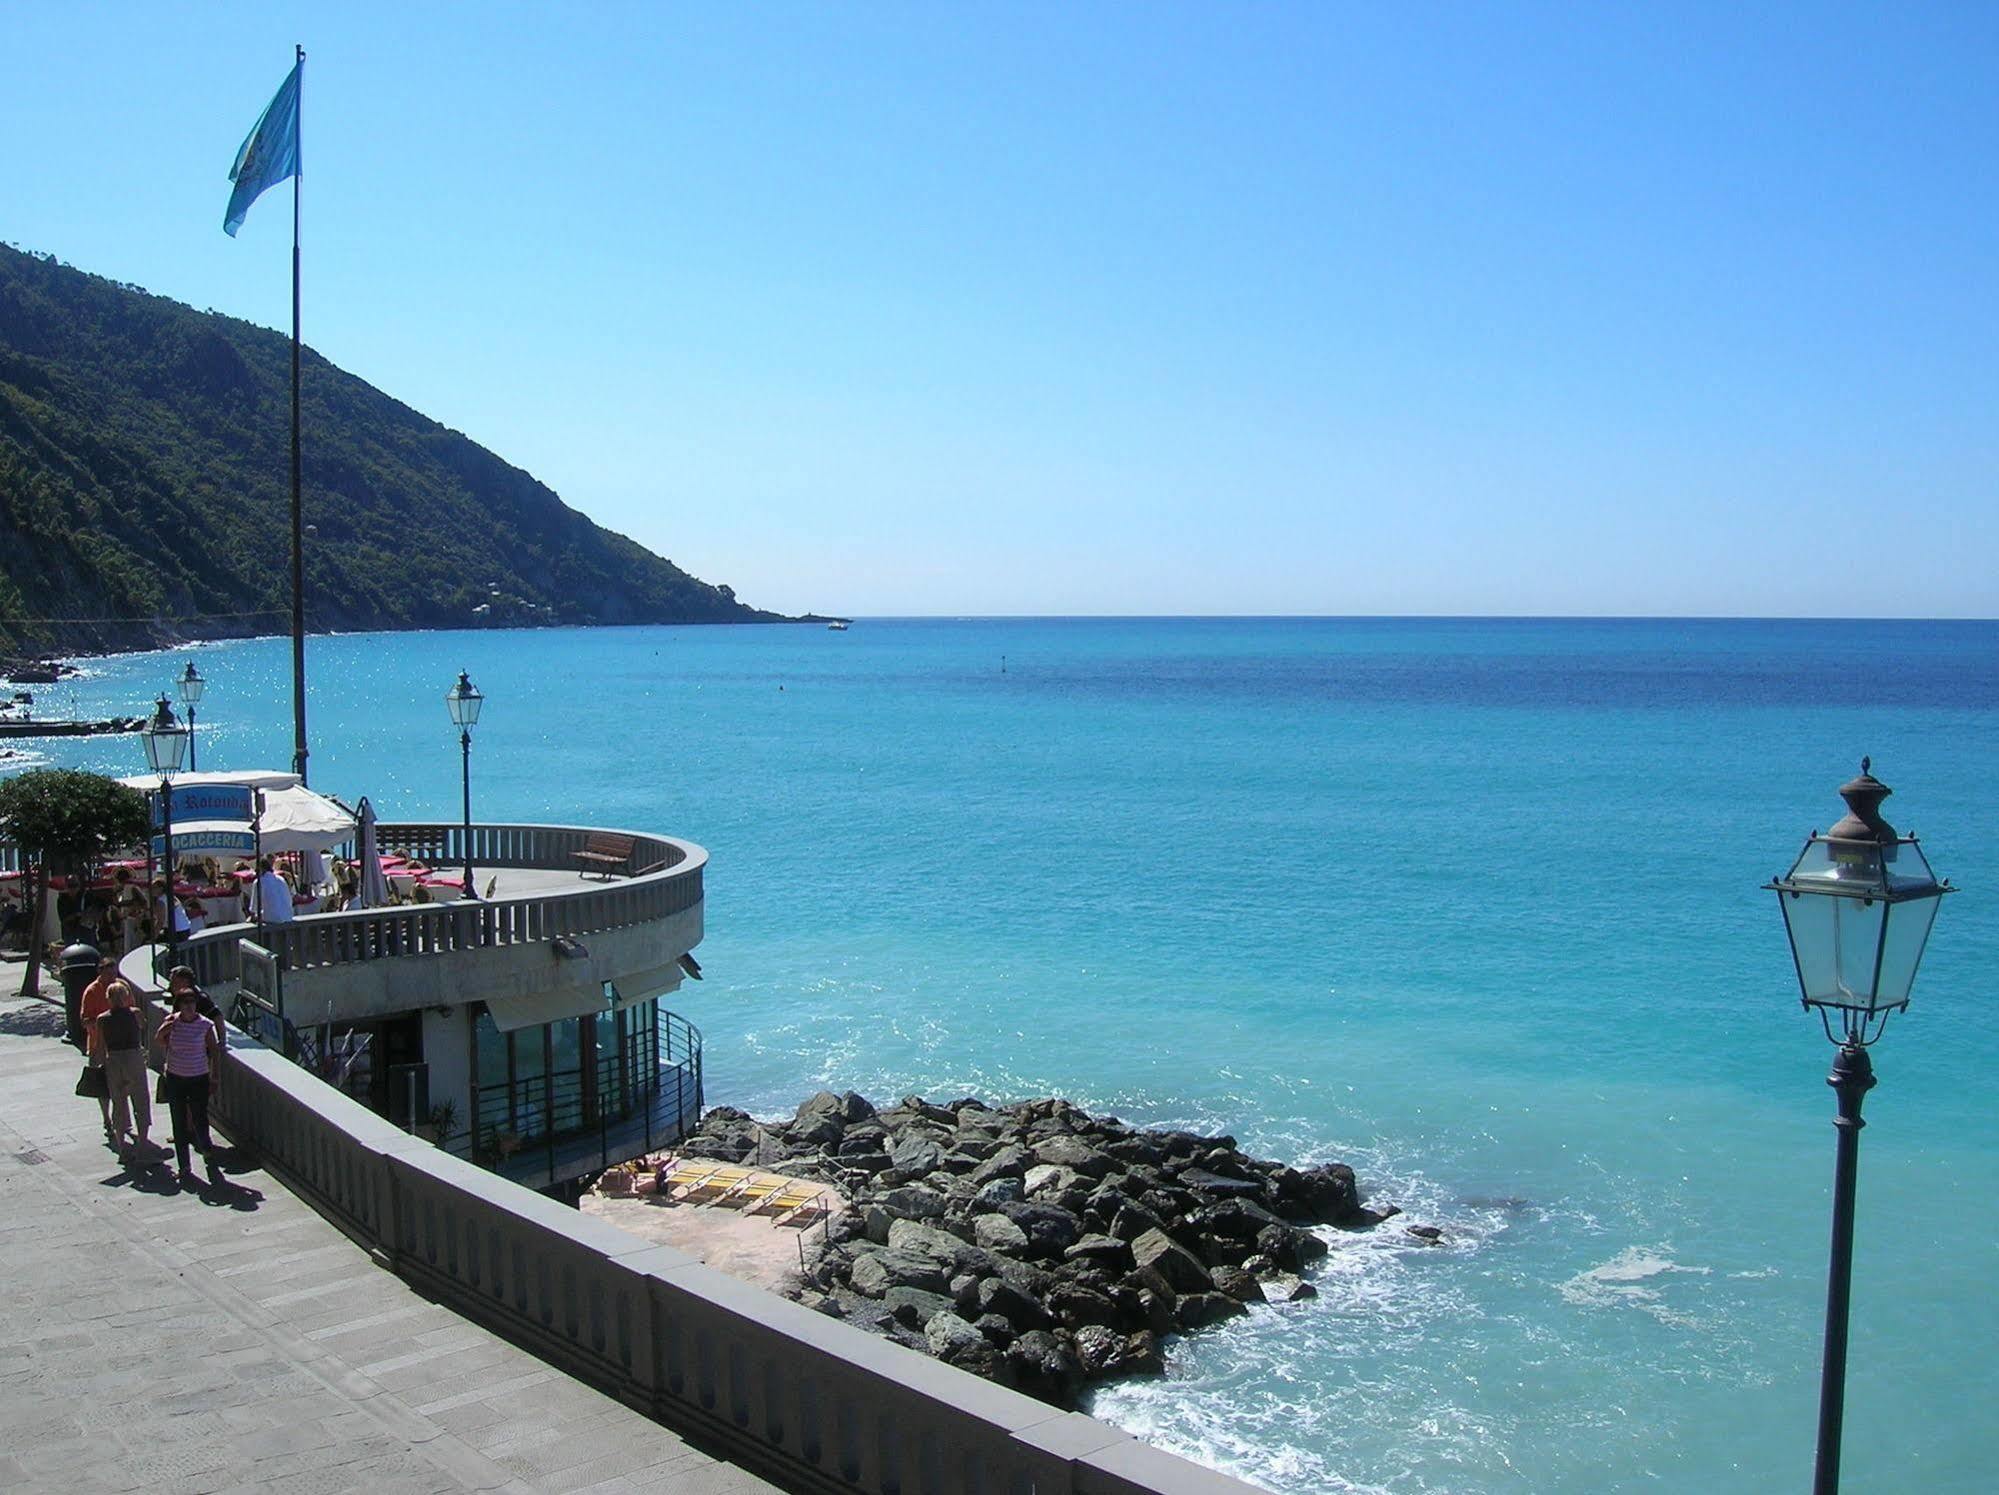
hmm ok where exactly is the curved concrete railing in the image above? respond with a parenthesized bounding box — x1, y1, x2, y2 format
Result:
(199, 1020, 1269, 1495)
(172, 821, 703, 991)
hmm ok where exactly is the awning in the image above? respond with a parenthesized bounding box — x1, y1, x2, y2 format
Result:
(120, 770, 356, 855)
(482, 975, 682, 1033)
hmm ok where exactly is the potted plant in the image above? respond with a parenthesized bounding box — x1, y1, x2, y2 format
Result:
(420, 1098, 460, 1147)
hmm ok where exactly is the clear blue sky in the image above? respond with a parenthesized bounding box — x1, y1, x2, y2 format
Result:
(6, 4, 1995, 617)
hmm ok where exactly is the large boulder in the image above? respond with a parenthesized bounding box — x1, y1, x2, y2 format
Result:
(973, 1212, 1031, 1254)
(1073, 1326, 1165, 1380)
(1047, 1284, 1118, 1331)
(885, 1286, 955, 1329)
(1188, 1198, 1289, 1242)
(1064, 1234, 1136, 1272)
(792, 1091, 849, 1147)
(1276, 1162, 1363, 1224)
(837, 1126, 888, 1156)
(1211, 1266, 1266, 1304)
(971, 1177, 1026, 1212)
(1259, 1272, 1318, 1303)
(1130, 1229, 1214, 1295)
(1255, 1222, 1329, 1271)
(889, 1135, 945, 1175)
(1108, 1200, 1169, 1244)
(998, 1202, 1083, 1259)
(968, 1145, 1034, 1186)
(887, 1220, 995, 1277)
(899, 1095, 961, 1127)
(1007, 1330, 1082, 1408)
(1031, 1135, 1117, 1179)
(876, 1186, 948, 1223)
(924, 1310, 988, 1355)
(850, 1250, 951, 1298)
(975, 1276, 1053, 1331)
(1024, 1164, 1082, 1199)
(1176, 1292, 1248, 1330)
(1178, 1167, 1267, 1200)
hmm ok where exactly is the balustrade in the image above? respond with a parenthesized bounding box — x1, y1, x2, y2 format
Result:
(206, 1030, 1266, 1495)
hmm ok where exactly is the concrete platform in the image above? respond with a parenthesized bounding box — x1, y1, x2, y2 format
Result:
(0, 993, 784, 1495)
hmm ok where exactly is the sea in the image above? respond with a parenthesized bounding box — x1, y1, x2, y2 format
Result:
(10, 616, 1996, 1494)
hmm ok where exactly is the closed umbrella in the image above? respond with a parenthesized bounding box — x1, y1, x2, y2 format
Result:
(354, 797, 390, 909)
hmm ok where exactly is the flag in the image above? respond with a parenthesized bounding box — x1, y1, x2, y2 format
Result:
(224, 59, 302, 237)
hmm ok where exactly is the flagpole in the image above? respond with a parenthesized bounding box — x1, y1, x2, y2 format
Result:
(289, 42, 309, 785)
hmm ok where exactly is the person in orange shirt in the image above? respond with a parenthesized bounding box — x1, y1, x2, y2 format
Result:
(76, 954, 117, 1141)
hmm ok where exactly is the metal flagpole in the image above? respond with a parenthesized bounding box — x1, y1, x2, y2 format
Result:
(290, 42, 310, 785)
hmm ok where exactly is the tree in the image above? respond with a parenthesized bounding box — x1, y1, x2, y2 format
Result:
(0, 768, 149, 998)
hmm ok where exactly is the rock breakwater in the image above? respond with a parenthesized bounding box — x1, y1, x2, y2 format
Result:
(675, 1091, 1395, 1406)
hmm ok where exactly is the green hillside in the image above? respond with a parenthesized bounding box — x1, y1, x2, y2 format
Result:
(0, 243, 791, 653)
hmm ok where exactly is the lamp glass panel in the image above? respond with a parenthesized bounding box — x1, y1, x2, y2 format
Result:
(1780, 890, 1894, 1011)
(1785, 837, 1887, 895)
(446, 682, 484, 727)
(180, 671, 205, 705)
(143, 725, 188, 775)
(1884, 840, 1941, 896)
(1873, 895, 1942, 1008)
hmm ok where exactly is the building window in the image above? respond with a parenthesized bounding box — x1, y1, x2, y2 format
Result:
(473, 1001, 661, 1154)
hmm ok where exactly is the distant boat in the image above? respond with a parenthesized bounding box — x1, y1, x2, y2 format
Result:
(827, 620, 849, 631)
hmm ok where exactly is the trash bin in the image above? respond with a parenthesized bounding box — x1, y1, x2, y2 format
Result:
(60, 941, 100, 1049)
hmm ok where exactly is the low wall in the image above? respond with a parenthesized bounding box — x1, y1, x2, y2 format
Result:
(208, 1027, 1270, 1495)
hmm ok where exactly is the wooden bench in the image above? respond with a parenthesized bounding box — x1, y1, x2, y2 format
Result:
(573, 832, 635, 879)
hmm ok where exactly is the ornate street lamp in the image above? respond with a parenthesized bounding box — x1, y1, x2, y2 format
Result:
(445, 671, 484, 899)
(141, 695, 190, 958)
(178, 661, 206, 772)
(1767, 759, 1954, 1494)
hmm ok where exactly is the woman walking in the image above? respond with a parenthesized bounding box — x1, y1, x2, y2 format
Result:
(90, 981, 154, 1162)
(153, 984, 222, 1185)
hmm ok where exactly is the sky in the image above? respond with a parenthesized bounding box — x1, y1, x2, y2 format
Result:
(5, 4, 1995, 618)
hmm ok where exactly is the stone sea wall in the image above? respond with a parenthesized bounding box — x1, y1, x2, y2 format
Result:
(676, 1091, 1404, 1407)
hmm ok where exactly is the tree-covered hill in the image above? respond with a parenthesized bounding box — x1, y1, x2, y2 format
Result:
(0, 243, 792, 654)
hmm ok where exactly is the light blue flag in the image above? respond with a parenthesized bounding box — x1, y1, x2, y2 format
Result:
(224, 60, 302, 237)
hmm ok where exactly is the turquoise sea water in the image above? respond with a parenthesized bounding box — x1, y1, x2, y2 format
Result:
(14, 617, 1997, 1493)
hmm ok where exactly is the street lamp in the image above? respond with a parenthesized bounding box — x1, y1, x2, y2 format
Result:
(178, 661, 206, 772)
(1767, 759, 1954, 1494)
(141, 694, 190, 960)
(445, 671, 484, 899)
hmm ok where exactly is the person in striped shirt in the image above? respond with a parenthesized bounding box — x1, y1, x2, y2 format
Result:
(153, 984, 222, 1184)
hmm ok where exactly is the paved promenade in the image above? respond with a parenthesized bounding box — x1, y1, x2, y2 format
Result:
(0, 989, 782, 1495)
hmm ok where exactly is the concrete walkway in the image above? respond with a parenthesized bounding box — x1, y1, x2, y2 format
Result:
(0, 992, 783, 1495)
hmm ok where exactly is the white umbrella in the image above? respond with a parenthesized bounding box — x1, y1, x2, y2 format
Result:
(354, 797, 390, 909)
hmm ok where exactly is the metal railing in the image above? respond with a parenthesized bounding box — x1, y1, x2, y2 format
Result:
(172, 821, 702, 988)
(462, 1011, 703, 1188)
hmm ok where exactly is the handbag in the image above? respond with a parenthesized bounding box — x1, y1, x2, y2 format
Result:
(75, 1063, 109, 1100)
(155, 1072, 169, 1104)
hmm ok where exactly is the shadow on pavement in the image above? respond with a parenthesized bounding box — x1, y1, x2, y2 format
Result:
(0, 1000, 68, 1038)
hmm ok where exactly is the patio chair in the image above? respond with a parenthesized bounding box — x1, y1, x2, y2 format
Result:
(760, 1184, 829, 1225)
(676, 1165, 756, 1202)
(715, 1174, 788, 1210)
(654, 1160, 724, 1198)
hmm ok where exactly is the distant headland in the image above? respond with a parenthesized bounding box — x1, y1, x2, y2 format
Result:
(0, 244, 819, 655)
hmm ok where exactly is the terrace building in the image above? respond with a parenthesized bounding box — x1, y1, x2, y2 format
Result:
(131, 807, 706, 1196)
